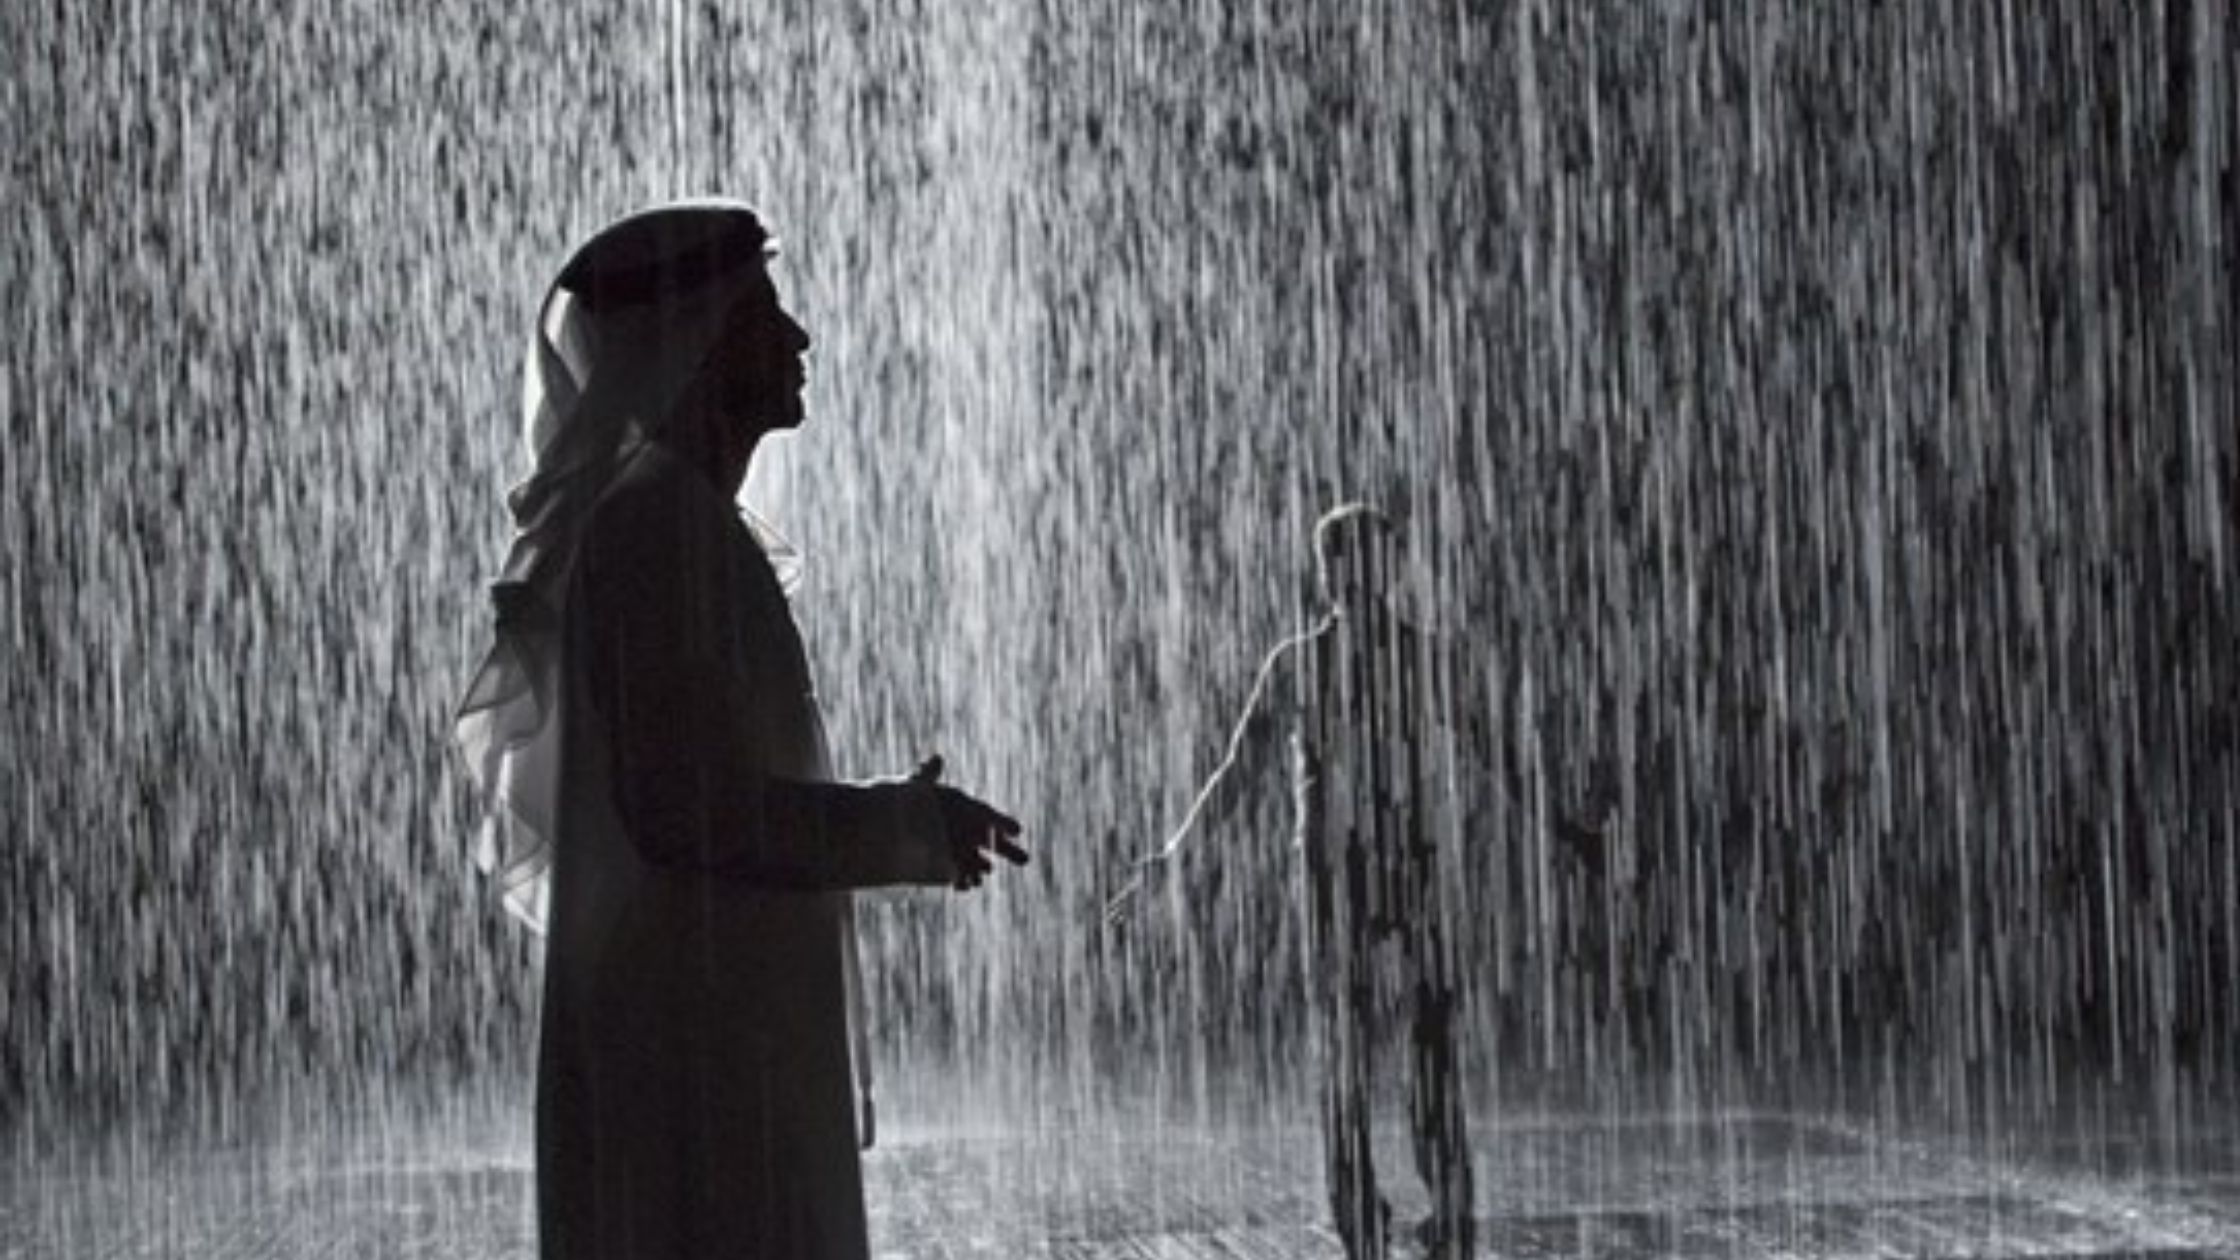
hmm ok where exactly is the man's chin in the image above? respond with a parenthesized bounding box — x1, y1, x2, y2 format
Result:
(740, 406, 805, 435)
(737, 387, 805, 432)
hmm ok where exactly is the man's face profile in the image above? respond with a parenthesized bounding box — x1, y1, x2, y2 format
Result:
(698, 264, 813, 435)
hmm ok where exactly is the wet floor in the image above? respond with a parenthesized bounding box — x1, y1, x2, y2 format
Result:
(7, 1105, 2238, 1258)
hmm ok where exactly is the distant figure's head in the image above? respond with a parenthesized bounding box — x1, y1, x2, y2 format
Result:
(1313, 502, 1396, 614)
(525, 199, 811, 496)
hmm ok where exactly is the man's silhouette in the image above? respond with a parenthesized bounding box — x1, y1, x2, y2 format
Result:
(455, 201, 1026, 1260)
(1111, 503, 1474, 1260)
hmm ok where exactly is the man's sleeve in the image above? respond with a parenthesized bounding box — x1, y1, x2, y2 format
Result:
(1163, 617, 1319, 855)
(574, 481, 951, 890)
(1192, 683, 1287, 836)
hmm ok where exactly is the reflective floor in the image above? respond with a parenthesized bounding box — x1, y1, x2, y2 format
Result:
(6, 1103, 2238, 1258)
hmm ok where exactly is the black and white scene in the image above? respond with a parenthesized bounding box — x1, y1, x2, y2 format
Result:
(4, 3, 2237, 1257)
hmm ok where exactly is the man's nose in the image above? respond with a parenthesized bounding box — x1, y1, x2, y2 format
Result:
(784, 312, 812, 354)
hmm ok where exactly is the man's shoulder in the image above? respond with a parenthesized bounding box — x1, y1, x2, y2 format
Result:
(595, 442, 730, 520)
(583, 443, 736, 559)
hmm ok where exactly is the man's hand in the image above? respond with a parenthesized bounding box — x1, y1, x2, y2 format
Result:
(1101, 853, 1168, 929)
(912, 755, 1028, 890)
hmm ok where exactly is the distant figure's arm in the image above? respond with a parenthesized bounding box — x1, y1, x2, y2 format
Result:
(577, 482, 956, 891)
(1104, 611, 1334, 924)
(1155, 612, 1332, 860)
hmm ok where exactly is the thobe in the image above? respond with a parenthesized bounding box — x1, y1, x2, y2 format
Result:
(536, 438, 947, 1260)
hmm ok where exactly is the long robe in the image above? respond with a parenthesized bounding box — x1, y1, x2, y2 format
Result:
(537, 439, 946, 1260)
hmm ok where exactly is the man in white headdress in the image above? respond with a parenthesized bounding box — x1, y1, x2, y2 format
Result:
(455, 200, 1027, 1260)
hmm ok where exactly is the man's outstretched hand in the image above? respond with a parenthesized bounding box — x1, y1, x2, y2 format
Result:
(912, 755, 1028, 891)
(1100, 860, 1154, 930)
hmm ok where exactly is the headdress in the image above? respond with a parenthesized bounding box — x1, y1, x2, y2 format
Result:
(454, 200, 775, 930)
